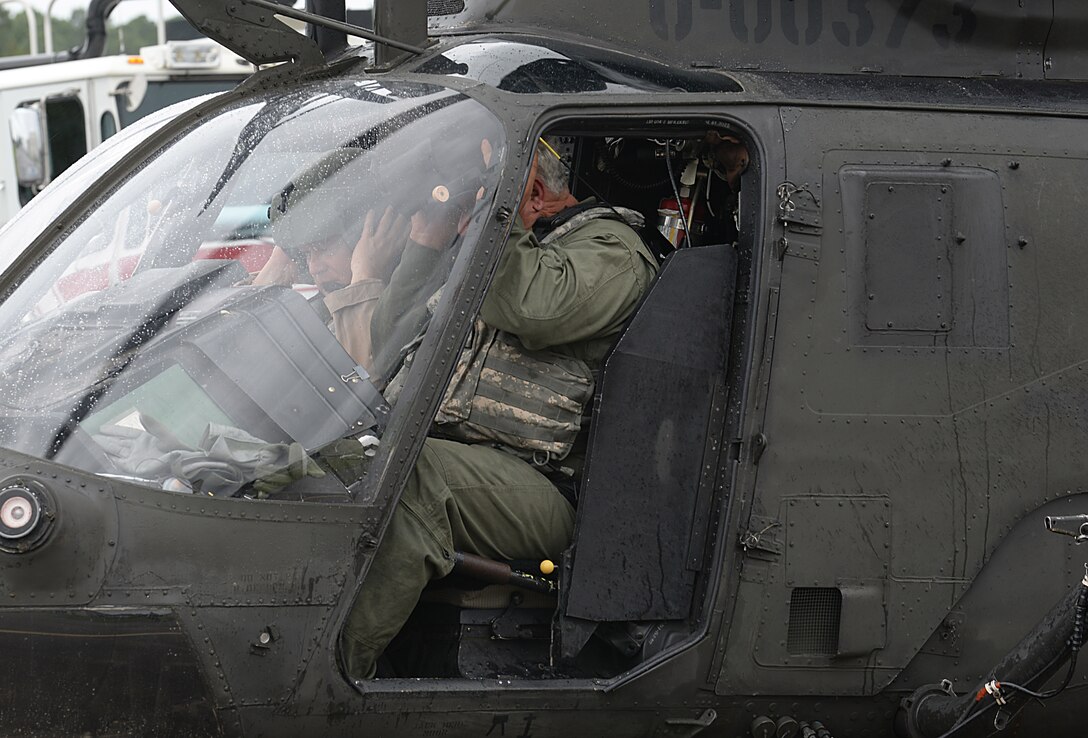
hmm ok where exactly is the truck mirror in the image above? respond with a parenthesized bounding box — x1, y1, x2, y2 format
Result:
(119, 74, 148, 113)
(10, 106, 46, 188)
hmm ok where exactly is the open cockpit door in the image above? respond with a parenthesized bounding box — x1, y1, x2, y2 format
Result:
(557, 243, 737, 661)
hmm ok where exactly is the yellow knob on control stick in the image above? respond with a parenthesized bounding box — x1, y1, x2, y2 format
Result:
(540, 560, 555, 576)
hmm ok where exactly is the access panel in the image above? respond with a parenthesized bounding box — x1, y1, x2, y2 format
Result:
(840, 165, 1007, 348)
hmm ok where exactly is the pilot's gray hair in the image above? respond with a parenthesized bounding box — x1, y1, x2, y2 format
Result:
(535, 137, 570, 195)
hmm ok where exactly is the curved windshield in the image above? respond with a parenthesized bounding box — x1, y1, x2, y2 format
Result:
(0, 79, 505, 499)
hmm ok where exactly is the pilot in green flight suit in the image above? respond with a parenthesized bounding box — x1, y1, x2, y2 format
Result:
(341, 139, 659, 678)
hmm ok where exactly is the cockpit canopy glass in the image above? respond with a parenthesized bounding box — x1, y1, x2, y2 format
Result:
(414, 38, 742, 94)
(0, 79, 505, 500)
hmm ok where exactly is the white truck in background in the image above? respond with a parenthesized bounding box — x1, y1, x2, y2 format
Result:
(2, 0, 252, 226)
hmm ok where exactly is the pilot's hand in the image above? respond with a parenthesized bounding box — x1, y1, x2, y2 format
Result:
(252, 246, 297, 286)
(251, 441, 325, 497)
(704, 130, 749, 190)
(352, 206, 409, 282)
(409, 196, 471, 251)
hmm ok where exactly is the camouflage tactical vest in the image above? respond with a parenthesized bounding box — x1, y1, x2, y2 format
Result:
(432, 206, 646, 460)
(431, 319, 593, 460)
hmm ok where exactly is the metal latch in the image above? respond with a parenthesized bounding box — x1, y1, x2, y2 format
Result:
(340, 364, 370, 384)
(249, 624, 279, 656)
(740, 516, 782, 557)
(1045, 514, 1088, 542)
(655, 709, 717, 738)
(776, 181, 822, 234)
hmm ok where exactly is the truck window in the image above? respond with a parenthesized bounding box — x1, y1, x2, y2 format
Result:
(100, 111, 117, 140)
(44, 95, 88, 180)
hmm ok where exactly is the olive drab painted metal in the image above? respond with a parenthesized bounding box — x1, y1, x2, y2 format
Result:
(170, 0, 324, 68)
(436, 0, 1082, 80)
(1, 0, 1088, 736)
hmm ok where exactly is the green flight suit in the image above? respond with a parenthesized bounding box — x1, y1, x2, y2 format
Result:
(342, 213, 659, 679)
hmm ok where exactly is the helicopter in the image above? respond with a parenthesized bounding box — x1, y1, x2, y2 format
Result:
(1, 0, 1088, 736)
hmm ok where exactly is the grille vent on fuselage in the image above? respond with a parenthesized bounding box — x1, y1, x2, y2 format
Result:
(427, 0, 466, 15)
(786, 587, 842, 655)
